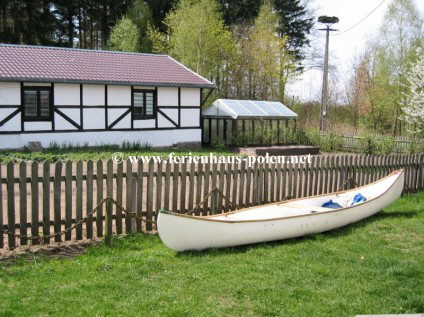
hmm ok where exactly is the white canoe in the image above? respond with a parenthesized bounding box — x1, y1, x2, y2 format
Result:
(157, 170, 404, 252)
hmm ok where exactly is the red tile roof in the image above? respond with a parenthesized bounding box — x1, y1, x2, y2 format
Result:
(0, 44, 214, 88)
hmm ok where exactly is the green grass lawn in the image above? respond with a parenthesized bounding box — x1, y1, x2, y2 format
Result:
(1, 193, 423, 317)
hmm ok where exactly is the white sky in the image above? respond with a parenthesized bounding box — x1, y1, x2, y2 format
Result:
(287, 0, 424, 101)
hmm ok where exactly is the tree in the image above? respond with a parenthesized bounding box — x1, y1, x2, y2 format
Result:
(219, 0, 313, 61)
(345, 48, 398, 133)
(367, 50, 398, 133)
(243, 0, 294, 100)
(273, 0, 313, 62)
(220, 1, 295, 101)
(108, 17, 140, 52)
(127, 0, 153, 52)
(345, 54, 367, 131)
(0, 0, 56, 45)
(219, 0, 259, 25)
(375, 0, 423, 135)
(402, 48, 424, 133)
(346, 0, 424, 135)
(146, 24, 169, 53)
(150, 0, 235, 83)
(52, 0, 78, 47)
(0, 0, 130, 48)
(144, 0, 175, 32)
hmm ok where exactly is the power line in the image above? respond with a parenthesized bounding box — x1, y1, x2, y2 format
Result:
(333, 0, 388, 36)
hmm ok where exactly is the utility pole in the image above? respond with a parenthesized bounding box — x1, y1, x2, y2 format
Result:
(318, 16, 339, 133)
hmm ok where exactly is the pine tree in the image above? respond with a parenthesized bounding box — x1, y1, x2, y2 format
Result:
(144, 0, 175, 32)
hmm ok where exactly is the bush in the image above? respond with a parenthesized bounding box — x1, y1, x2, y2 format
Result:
(211, 137, 227, 150)
(318, 133, 344, 152)
(302, 128, 321, 146)
(375, 136, 396, 155)
(230, 133, 249, 147)
(358, 133, 376, 155)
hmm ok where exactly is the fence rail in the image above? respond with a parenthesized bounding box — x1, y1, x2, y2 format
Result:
(1, 153, 423, 249)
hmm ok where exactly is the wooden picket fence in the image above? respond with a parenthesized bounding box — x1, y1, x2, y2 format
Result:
(332, 134, 424, 153)
(1, 153, 424, 249)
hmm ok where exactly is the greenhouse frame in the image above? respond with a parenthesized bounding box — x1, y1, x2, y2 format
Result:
(202, 99, 298, 146)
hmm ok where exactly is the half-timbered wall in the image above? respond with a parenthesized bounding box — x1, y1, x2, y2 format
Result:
(0, 82, 202, 148)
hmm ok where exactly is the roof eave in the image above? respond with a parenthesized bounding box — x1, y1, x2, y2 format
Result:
(0, 77, 215, 89)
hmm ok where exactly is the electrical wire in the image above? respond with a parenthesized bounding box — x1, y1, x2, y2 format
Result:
(333, 0, 388, 36)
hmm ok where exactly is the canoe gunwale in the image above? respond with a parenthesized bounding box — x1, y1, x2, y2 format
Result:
(158, 169, 404, 224)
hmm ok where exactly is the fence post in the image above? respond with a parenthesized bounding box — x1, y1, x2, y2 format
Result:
(211, 190, 218, 215)
(6, 162, 15, 249)
(418, 153, 424, 189)
(131, 177, 137, 232)
(105, 160, 113, 245)
(105, 199, 112, 246)
(0, 164, 3, 249)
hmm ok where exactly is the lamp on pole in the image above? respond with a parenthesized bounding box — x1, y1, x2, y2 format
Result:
(318, 16, 339, 133)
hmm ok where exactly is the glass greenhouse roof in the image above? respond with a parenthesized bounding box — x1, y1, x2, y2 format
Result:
(202, 99, 298, 119)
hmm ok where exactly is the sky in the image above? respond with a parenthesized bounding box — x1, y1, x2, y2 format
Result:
(287, 0, 424, 101)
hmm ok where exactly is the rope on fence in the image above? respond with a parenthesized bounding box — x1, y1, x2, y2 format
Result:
(1, 197, 155, 244)
(184, 187, 233, 215)
(337, 177, 358, 192)
(1, 187, 233, 244)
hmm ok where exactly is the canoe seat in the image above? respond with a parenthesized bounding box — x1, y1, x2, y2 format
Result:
(279, 203, 335, 213)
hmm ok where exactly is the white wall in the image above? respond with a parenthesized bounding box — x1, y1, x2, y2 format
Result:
(83, 108, 105, 129)
(60, 108, 81, 125)
(24, 122, 52, 131)
(0, 112, 20, 132)
(180, 109, 200, 127)
(108, 85, 131, 106)
(55, 113, 78, 130)
(54, 84, 80, 106)
(133, 119, 155, 129)
(108, 108, 129, 125)
(157, 87, 178, 106)
(110, 111, 131, 129)
(0, 129, 201, 148)
(0, 82, 20, 105)
(181, 88, 200, 106)
(158, 108, 178, 128)
(83, 84, 105, 105)
(0, 108, 19, 122)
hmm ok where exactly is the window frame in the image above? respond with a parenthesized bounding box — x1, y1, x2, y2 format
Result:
(22, 86, 53, 122)
(132, 89, 156, 120)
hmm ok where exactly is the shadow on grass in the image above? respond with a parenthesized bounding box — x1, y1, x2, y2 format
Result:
(176, 210, 418, 258)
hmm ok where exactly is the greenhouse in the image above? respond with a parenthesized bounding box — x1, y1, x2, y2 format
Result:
(202, 99, 298, 146)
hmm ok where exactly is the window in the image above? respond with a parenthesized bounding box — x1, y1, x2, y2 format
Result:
(22, 87, 52, 121)
(133, 89, 156, 119)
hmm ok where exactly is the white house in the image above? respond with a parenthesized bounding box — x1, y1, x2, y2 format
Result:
(0, 44, 215, 149)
